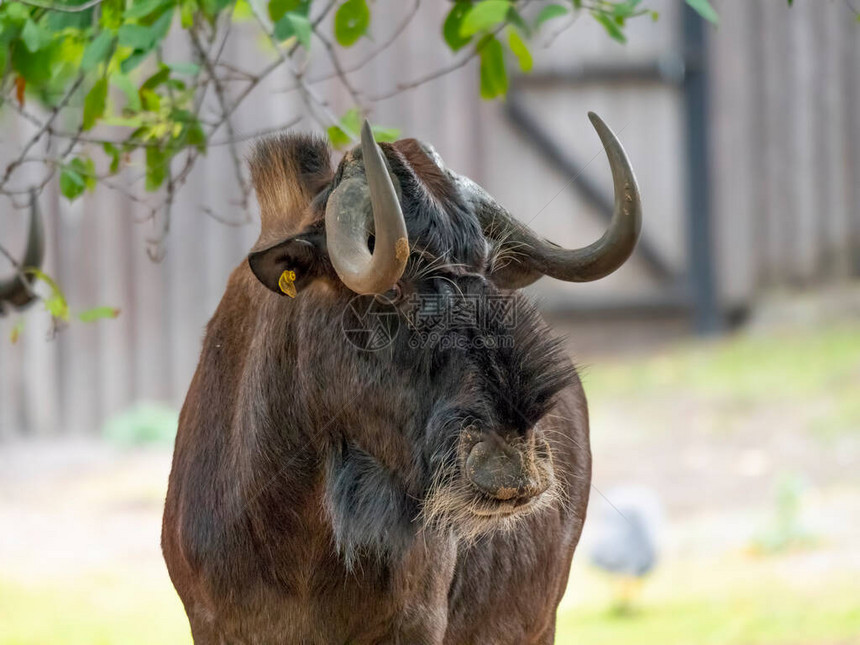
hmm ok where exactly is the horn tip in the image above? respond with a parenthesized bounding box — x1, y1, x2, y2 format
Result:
(360, 119, 374, 146)
(587, 111, 606, 130)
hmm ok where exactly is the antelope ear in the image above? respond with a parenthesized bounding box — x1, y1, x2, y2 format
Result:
(247, 229, 330, 296)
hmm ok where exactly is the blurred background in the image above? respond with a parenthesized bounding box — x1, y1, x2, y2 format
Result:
(1, 0, 859, 643)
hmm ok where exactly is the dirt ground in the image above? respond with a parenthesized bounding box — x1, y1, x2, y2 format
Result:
(1, 313, 859, 644)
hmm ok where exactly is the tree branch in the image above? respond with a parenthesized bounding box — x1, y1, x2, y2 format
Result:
(12, 0, 105, 13)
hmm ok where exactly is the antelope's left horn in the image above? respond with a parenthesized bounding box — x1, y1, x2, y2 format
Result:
(0, 191, 44, 313)
(325, 120, 409, 295)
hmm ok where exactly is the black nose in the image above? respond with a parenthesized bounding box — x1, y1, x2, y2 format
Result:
(465, 440, 548, 501)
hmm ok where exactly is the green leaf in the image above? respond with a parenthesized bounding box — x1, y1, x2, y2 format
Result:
(327, 125, 351, 149)
(21, 19, 50, 53)
(111, 72, 143, 111)
(103, 142, 121, 174)
(478, 35, 507, 99)
(339, 107, 361, 134)
(11, 41, 54, 85)
(66, 157, 96, 191)
(145, 146, 167, 191)
(274, 12, 311, 49)
(326, 113, 400, 150)
(200, 0, 231, 17)
(461, 0, 510, 37)
(685, 0, 719, 24)
(507, 28, 532, 72)
(327, 108, 362, 148)
(535, 3, 568, 28)
(78, 306, 121, 322)
(442, 1, 472, 52)
(118, 24, 154, 50)
(120, 50, 149, 74)
(25, 269, 69, 321)
(166, 61, 200, 75)
(81, 31, 116, 72)
(180, 0, 196, 27)
(125, 0, 171, 19)
(46, 2, 93, 27)
(140, 88, 160, 111)
(83, 77, 108, 131)
(140, 64, 170, 92)
(102, 116, 144, 127)
(185, 118, 207, 153)
(9, 318, 25, 344)
(148, 7, 175, 42)
(60, 166, 85, 201)
(506, 6, 530, 36)
(612, 0, 643, 18)
(100, 0, 125, 29)
(45, 294, 70, 321)
(3, 3, 30, 25)
(268, 0, 300, 22)
(592, 11, 626, 43)
(334, 0, 370, 47)
(371, 125, 400, 142)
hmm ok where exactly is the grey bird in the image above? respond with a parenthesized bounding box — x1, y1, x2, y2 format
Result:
(588, 485, 662, 613)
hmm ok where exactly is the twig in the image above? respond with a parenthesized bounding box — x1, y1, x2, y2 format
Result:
(205, 0, 336, 141)
(190, 28, 251, 208)
(244, 0, 339, 129)
(277, 0, 420, 94)
(11, 0, 104, 13)
(312, 27, 365, 109)
(368, 0, 533, 101)
(0, 74, 83, 191)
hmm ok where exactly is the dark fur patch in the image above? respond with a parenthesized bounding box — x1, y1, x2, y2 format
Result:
(325, 442, 419, 568)
(473, 300, 577, 432)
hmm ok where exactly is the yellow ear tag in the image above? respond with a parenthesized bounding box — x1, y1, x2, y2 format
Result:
(278, 269, 297, 298)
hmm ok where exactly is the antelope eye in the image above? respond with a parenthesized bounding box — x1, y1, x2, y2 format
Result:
(375, 283, 402, 304)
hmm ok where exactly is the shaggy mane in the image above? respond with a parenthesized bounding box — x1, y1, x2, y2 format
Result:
(249, 133, 333, 239)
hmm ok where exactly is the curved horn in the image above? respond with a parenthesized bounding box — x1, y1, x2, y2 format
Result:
(477, 112, 641, 289)
(325, 120, 409, 294)
(0, 191, 45, 312)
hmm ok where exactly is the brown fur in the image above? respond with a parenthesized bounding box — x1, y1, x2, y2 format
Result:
(162, 133, 592, 644)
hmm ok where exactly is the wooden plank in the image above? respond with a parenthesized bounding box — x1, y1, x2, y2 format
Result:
(55, 190, 101, 435)
(20, 174, 61, 436)
(129, 190, 171, 404)
(707, 0, 757, 305)
(790, 1, 820, 284)
(759, 3, 795, 288)
(95, 186, 135, 427)
(0, 202, 26, 439)
(819, 4, 851, 279)
(848, 8, 860, 276)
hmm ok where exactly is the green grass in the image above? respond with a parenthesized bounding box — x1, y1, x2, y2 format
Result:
(557, 590, 860, 645)
(553, 549, 860, 645)
(0, 573, 192, 645)
(1, 563, 858, 645)
(581, 323, 860, 437)
(584, 324, 860, 400)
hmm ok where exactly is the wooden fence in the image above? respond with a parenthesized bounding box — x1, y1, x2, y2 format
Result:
(1, 0, 858, 437)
